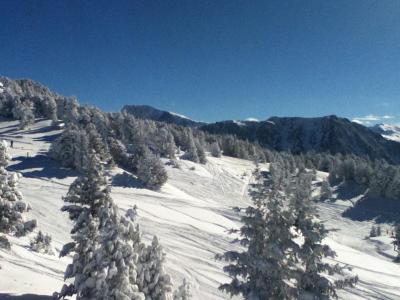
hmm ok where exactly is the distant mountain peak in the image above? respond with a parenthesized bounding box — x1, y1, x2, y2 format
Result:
(122, 104, 205, 127)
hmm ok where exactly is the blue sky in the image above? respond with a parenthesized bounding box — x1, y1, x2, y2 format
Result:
(0, 0, 399, 124)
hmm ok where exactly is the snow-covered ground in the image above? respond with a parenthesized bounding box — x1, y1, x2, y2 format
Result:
(0, 119, 400, 299)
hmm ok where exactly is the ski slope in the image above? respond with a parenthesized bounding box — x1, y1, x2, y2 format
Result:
(0, 119, 400, 299)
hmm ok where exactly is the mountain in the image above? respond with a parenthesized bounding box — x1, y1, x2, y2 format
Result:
(201, 115, 400, 163)
(370, 123, 400, 143)
(122, 104, 205, 127)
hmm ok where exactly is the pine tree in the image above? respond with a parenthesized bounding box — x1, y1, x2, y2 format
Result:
(320, 180, 333, 201)
(217, 169, 298, 299)
(30, 230, 54, 255)
(13, 100, 35, 129)
(195, 140, 207, 164)
(370, 226, 377, 238)
(56, 153, 145, 299)
(137, 150, 168, 190)
(210, 142, 222, 158)
(0, 140, 36, 236)
(181, 130, 199, 163)
(173, 279, 192, 300)
(290, 171, 358, 299)
(393, 224, 400, 262)
(137, 236, 174, 300)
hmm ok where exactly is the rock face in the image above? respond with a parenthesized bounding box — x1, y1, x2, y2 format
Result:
(201, 115, 400, 163)
(122, 105, 205, 127)
(370, 123, 400, 143)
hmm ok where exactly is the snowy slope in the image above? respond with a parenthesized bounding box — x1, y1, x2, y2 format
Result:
(0, 120, 400, 299)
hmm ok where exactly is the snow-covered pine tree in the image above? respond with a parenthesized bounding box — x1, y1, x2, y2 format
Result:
(56, 153, 145, 300)
(30, 230, 54, 255)
(173, 278, 192, 300)
(289, 171, 358, 298)
(217, 168, 298, 299)
(210, 142, 222, 158)
(137, 149, 168, 190)
(370, 226, 377, 238)
(393, 224, 400, 262)
(181, 130, 199, 163)
(12, 99, 35, 129)
(0, 140, 36, 236)
(51, 124, 90, 171)
(320, 180, 333, 201)
(195, 140, 207, 164)
(137, 235, 173, 300)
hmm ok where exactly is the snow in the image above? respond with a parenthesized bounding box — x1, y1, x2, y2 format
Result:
(0, 119, 400, 299)
(0, 82, 3, 93)
(169, 111, 191, 120)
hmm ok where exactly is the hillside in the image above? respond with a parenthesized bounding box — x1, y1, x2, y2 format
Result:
(0, 120, 399, 299)
(201, 116, 400, 164)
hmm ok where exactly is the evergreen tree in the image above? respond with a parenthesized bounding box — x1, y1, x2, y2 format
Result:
(173, 279, 192, 300)
(56, 153, 145, 299)
(30, 231, 54, 255)
(290, 171, 358, 298)
(393, 224, 400, 262)
(137, 150, 168, 190)
(0, 140, 36, 236)
(195, 140, 207, 164)
(210, 142, 222, 158)
(13, 100, 35, 129)
(137, 236, 174, 300)
(217, 169, 298, 299)
(320, 180, 333, 201)
(181, 130, 199, 163)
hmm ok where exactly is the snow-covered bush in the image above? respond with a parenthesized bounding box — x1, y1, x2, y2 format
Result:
(30, 231, 54, 255)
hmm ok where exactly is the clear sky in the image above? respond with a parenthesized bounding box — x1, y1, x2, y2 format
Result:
(1, 0, 400, 124)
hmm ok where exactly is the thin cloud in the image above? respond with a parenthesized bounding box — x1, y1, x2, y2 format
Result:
(352, 114, 396, 125)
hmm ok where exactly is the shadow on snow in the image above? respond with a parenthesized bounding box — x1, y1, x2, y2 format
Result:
(8, 154, 78, 180)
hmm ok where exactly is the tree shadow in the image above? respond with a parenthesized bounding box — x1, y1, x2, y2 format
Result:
(335, 182, 367, 201)
(0, 294, 53, 300)
(342, 195, 400, 223)
(33, 132, 61, 142)
(111, 172, 143, 189)
(9, 154, 78, 180)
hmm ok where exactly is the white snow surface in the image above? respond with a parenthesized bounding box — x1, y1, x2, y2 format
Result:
(0, 119, 400, 299)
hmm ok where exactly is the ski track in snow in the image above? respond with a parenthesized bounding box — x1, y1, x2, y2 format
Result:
(0, 119, 399, 299)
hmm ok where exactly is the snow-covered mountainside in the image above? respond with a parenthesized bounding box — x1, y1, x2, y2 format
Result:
(371, 124, 400, 143)
(0, 120, 400, 299)
(122, 105, 205, 127)
(201, 115, 400, 164)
